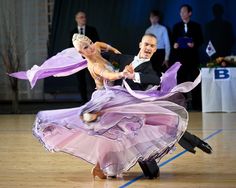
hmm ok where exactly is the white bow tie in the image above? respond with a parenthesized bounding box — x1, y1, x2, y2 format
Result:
(134, 56, 149, 63)
(131, 56, 149, 69)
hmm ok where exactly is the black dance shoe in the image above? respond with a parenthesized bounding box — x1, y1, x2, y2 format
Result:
(197, 141, 213, 154)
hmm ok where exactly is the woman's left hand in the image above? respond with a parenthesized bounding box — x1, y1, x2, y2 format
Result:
(122, 66, 134, 79)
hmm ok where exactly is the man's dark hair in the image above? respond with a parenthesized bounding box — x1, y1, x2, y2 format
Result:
(150, 10, 160, 17)
(212, 3, 224, 17)
(180, 4, 192, 13)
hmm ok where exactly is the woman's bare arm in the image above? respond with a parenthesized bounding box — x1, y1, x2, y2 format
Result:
(94, 42, 121, 54)
(93, 63, 125, 81)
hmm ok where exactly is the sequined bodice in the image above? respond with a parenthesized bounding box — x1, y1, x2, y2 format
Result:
(88, 62, 114, 90)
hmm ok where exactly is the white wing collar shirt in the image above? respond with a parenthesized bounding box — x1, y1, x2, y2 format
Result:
(130, 56, 150, 83)
(78, 26, 85, 35)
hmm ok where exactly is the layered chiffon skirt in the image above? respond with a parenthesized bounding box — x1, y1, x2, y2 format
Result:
(9, 48, 200, 176)
(33, 84, 189, 176)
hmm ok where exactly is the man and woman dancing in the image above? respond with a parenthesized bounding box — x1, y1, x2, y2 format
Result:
(10, 33, 211, 179)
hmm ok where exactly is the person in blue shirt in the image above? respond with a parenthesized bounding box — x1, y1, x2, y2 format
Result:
(145, 10, 171, 75)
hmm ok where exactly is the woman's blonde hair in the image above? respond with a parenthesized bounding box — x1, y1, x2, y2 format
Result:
(72, 34, 92, 50)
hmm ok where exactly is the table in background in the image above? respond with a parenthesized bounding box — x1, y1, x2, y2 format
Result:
(201, 67, 236, 112)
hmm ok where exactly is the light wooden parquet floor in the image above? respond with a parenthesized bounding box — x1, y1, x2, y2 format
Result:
(0, 112, 236, 188)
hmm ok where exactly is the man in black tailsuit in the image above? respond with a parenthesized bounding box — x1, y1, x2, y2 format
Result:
(103, 33, 212, 179)
(171, 4, 204, 110)
(70, 11, 99, 104)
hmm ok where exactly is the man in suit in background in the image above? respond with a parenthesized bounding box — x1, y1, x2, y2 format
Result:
(171, 4, 204, 110)
(103, 33, 212, 179)
(70, 11, 100, 104)
(70, 11, 99, 44)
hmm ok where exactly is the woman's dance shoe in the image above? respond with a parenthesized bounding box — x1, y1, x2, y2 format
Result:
(91, 165, 106, 179)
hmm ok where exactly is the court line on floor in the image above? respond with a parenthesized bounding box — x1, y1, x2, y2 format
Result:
(119, 128, 223, 188)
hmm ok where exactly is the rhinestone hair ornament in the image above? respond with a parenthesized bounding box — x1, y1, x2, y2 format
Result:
(72, 34, 92, 49)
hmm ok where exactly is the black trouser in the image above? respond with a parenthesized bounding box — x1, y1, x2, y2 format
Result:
(171, 48, 201, 110)
(178, 131, 201, 153)
(76, 69, 95, 104)
(139, 131, 202, 178)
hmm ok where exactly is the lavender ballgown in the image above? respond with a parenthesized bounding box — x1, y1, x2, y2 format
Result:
(10, 48, 201, 176)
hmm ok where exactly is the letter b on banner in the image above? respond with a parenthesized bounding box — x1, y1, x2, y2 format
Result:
(214, 69, 230, 79)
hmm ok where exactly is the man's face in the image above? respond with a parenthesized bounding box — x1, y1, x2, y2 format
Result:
(180, 7, 191, 22)
(139, 36, 157, 59)
(150, 15, 159, 25)
(75, 12, 87, 26)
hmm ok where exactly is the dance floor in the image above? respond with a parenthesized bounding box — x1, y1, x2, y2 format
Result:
(0, 112, 236, 188)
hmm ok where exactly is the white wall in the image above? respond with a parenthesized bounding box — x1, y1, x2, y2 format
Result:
(0, 0, 49, 100)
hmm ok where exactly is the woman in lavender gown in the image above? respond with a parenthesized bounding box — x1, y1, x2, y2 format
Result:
(10, 34, 196, 179)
